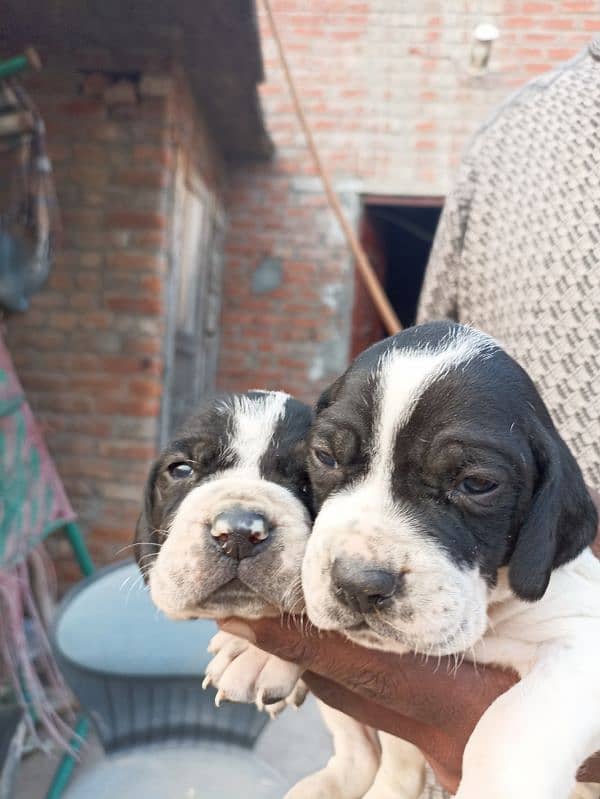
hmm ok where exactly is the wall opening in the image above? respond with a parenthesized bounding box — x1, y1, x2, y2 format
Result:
(351, 195, 444, 358)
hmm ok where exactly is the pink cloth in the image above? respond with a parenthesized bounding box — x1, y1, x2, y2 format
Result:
(0, 332, 75, 747)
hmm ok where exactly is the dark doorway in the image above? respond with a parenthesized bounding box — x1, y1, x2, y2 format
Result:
(352, 196, 443, 357)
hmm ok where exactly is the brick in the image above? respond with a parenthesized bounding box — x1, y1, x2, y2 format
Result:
(98, 441, 157, 459)
(72, 144, 107, 163)
(502, 16, 535, 28)
(123, 337, 163, 355)
(130, 230, 168, 249)
(79, 311, 114, 329)
(133, 144, 172, 166)
(49, 415, 112, 437)
(75, 273, 101, 291)
(524, 63, 552, 75)
(58, 456, 117, 481)
(49, 312, 79, 331)
(562, 0, 596, 9)
(61, 98, 106, 118)
(548, 48, 579, 60)
(522, 1, 555, 10)
(542, 17, 575, 29)
(70, 293, 100, 311)
(139, 275, 164, 293)
(36, 393, 96, 414)
(47, 272, 72, 291)
(96, 354, 161, 375)
(129, 377, 163, 398)
(94, 397, 161, 417)
(30, 292, 64, 310)
(106, 253, 167, 272)
(67, 231, 107, 249)
(92, 121, 129, 143)
(112, 417, 158, 440)
(106, 210, 168, 230)
(115, 168, 168, 189)
(104, 295, 163, 315)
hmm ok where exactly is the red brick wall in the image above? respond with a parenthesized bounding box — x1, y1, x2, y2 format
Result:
(4, 51, 225, 579)
(219, 0, 596, 404)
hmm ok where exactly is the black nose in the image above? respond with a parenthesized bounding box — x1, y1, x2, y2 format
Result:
(210, 508, 270, 560)
(331, 558, 400, 614)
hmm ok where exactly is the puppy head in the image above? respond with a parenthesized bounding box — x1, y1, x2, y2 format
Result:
(303, 321, 597, 655)
(137, 391, 313, 620)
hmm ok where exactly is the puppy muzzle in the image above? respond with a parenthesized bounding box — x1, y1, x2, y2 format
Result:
(149, 473, 311, 619)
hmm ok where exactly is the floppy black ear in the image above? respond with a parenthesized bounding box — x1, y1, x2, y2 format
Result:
(509, 423, 597, 601)
(315, 375, 344, 414)
(134, 460, 162, 575)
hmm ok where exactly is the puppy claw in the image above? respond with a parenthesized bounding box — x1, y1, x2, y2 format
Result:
(215, 688, 226, 707)
(255, 687, 266, 712)
(265, 700, 287, 719)
(286, 680, 309, 709)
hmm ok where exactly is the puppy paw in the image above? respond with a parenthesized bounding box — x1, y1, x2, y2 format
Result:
(255, 656, 303, 711)
(204, 633, 305, 714)
(208, 644, 271, 706)
(202, 632, 252, 693)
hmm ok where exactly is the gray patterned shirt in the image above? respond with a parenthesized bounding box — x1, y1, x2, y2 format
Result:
(416, 41, 600, 798)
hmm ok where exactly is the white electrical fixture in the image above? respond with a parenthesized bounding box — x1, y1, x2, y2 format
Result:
(470, 22, 500, 74)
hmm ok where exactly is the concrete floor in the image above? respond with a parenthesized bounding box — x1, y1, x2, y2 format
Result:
(14, 696, 331, 799)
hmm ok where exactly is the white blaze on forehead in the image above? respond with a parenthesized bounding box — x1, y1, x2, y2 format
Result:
(229, 391, 290, 473)
(371, 327, 497, 478)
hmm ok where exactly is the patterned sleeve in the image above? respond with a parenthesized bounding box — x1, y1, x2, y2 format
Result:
(416, 154, 476, 325)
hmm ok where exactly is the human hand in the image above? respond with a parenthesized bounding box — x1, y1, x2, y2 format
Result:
(219, 615, 515, 793)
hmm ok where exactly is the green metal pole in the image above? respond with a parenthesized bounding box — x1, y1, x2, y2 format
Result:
(44, 716, 90, 799)
(63, 522, 95, 577)
(0, 48, 41, 80)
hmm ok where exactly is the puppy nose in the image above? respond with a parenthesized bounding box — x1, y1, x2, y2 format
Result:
(210, 508, 270, 560)
(332, 559, 400, 614)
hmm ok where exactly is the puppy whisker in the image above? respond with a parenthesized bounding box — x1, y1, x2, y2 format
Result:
(113, 541, 163, 557)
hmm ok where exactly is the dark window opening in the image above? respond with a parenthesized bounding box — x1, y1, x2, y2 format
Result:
(351, 196, 443, 357)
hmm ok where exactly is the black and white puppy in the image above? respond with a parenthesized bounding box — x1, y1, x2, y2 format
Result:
(303, 321, 600, 799)
(136, 390, 315, 712)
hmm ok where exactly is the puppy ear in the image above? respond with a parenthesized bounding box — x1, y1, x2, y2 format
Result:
(509, 424, 597, 601)
(315, 375, 344, 414)
(134, 460, 162, 575)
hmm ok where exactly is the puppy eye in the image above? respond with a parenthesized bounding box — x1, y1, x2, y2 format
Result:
(313, 448, 338, 469)
(457, 476, 498, 495)
(168, 462, 194, 479)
